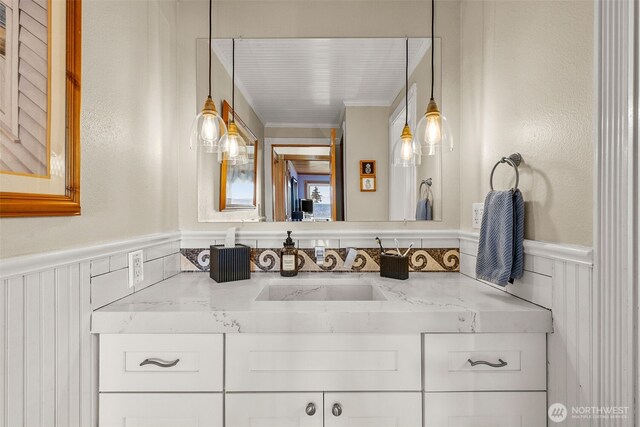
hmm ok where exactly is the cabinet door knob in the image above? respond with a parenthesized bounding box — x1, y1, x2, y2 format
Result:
(305, 403, 316, 416)
(332, 403, 342, 417)
(467, 358, 508, 368)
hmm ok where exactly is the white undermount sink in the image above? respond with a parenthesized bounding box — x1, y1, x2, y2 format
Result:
(255, 278, 387, 302)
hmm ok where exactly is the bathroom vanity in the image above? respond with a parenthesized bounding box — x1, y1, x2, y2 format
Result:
(93, 273, 552, 427)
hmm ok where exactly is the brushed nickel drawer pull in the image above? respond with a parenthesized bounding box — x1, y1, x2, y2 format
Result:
(140, 358, 180, 368)
(468, 358, 507, 368)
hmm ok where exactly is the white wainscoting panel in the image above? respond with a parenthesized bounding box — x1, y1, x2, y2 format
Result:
(0, 232, 181, 427)
(459, 235, 555, 310)
(1, 262, 93, 427)
(548, 259, 594, 426)
(459, 232, 594, 426)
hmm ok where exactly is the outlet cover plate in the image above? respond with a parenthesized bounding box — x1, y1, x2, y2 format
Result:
(128, 250, 144, 288)
(472, 203, 484, 229)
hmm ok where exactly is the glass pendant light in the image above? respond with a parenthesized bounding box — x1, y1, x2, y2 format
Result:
(415, 0, 453, 155)
(393, 38, 421, 168)
(189, 0, 227, 152)
(219, 38, 249, 165)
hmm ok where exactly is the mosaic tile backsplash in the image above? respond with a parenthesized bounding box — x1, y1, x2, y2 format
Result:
(181, 247, 460, 273)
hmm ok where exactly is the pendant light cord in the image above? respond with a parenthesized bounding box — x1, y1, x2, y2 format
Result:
(430, 0, 435, 100)
(208, 0, 212, 97)
(405, 37, 409, 126)
(232, 38, 235, 122)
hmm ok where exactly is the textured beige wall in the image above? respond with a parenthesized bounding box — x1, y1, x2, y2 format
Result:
(344, 107, 390, 221)
(459, 0, 594, 246)
(0, 0, 180, 258)
(177, 0, 461, 232)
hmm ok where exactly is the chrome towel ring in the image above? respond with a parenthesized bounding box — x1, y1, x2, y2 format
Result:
(490, 153, 523, 190)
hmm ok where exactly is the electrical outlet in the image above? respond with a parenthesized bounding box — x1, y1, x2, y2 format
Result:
(472, 203, 484, 229)
(128, 250, 144, 288)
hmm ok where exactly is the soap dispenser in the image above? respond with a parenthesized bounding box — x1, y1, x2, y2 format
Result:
(280, 231, 299, 277)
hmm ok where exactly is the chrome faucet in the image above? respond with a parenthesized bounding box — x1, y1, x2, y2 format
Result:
(315, 246, 326, 266)
(343, 248, 358, 270)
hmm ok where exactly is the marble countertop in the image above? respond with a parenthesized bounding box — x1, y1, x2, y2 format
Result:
(92, 272, 552, 334)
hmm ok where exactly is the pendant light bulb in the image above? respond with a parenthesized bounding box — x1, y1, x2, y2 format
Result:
(228, 123, 241, 157)
(190, 96, 227, 152)
(394, 124, 421, 167)
(201, 114, 217, 142)
(229, 137, 240, 157)
(400, 127, 415, 161)
(424, 100, 441, 144)
(220, 121, 249, 165)
(416, 99, 452, 155)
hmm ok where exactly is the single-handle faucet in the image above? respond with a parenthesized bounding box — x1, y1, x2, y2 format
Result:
(343, 248, 358, 270)
(315, 246, 326, 266)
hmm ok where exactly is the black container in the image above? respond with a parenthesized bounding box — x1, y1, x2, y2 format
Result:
(380, 253, 409, 280)
(300, 199, 314, 214)
(209, 244, 251, 283)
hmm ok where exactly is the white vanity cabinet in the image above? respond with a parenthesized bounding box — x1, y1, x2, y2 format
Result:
(97, 332, 547, 427)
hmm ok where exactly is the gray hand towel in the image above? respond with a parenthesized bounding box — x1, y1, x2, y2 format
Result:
(475, 189, 524, 286)
(415, 199, 433, 221)
(416, 199, 427, 220)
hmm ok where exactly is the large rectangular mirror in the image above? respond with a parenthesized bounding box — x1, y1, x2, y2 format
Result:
(196, 38, 442, 222)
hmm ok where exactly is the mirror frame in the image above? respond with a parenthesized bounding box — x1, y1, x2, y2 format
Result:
(0, 0, 82, 217)
(219, 100, 259, 211)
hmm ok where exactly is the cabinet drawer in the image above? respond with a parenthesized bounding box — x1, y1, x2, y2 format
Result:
(424, 392, 547, 427)
(99, 393, 222, 427)
(99, 334, 223, 392)
(226, 393, 323, 427)
(423, 333, 546, 391)
(226, 334, 421, 391)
